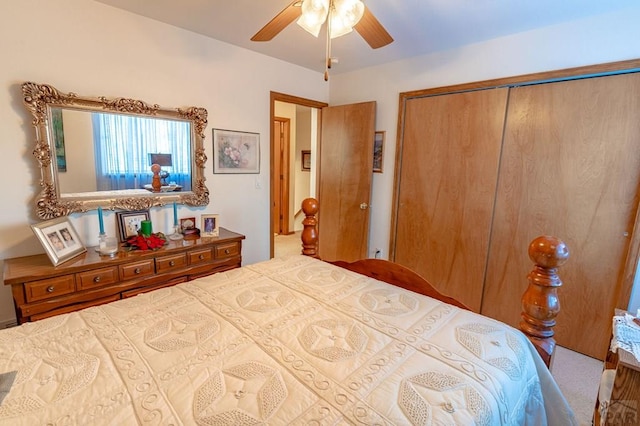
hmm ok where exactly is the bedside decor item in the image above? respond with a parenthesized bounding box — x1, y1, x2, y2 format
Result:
(31, 217, 86, 266)
(373, 131, 384, 173)
(117, 210, 151, 242)
(180, 217, 196, 232)
(213, 128, 260, 174)
(140, 220, 153, 237)
(201, 214, 219, 237)
(98, 236, 119, 257)
(168, 201, 184, 241)
(124, 232, 167, 251)
(97, 206, 105, 234)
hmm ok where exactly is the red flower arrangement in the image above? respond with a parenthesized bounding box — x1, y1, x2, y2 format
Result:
(125, 232, 167, 251)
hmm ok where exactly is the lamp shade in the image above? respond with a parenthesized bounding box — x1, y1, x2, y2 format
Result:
(148, 153, 172, 167)
(297, 0, 329, 37)
(330, 0, 364, 38)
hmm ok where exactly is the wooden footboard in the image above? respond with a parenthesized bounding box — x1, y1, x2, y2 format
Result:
(300, 198, 569, 368)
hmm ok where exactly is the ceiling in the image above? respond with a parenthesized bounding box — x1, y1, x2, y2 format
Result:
(94, 0, 636, 75)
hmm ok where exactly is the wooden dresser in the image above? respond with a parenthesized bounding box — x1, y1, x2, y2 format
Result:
(3, 228, 245, 323)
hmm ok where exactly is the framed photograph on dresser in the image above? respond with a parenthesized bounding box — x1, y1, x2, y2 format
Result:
(31, 217, 86, 266)
(201, 214, 219, 237)
(116, 210, 150, 242)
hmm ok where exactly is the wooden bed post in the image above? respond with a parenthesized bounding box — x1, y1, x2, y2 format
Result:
(301, 198, 319, 257)
(520, 235, 569, 368)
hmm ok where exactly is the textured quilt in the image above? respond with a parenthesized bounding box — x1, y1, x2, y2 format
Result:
(0, 255, 576, 425)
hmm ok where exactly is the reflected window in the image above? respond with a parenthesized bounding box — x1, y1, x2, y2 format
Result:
(92, 113, 191, 191)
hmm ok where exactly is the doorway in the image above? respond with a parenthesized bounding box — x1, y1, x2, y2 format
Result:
(270, 92, 327, 259)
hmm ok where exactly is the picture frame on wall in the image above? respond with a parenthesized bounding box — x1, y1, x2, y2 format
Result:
(373, 131, 385, 173)
(213, 128, 260, 174)
(116, 210, 150, 242)
(201, 214, 219, 237)
(301, 150, 311, 171)
(31, 217, 86, 266)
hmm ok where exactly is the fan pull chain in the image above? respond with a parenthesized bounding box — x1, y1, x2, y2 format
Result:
(324, 6, 332, 81)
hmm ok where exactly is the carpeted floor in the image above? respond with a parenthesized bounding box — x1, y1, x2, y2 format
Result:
(552, 346, 602, 425)
(275, 233, 603, 425)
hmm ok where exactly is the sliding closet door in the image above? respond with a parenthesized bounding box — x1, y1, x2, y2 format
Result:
(393, 88, 509, 311)
(482, 73, 640, 359)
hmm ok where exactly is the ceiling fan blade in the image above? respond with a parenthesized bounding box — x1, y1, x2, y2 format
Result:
(354, 5, 393, 49)
(251, 1, 302, 42)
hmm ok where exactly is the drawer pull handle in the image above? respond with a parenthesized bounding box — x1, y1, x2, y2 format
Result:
(169, 260, 175, 266)
(46, 285, 55, 293)
(224, 249, 230, 255)
(94, 276, 101, 283)
(199, 254, 205, 260)
(134, 268, 141, 274)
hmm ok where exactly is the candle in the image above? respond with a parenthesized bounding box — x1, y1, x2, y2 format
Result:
(173, 202, 178, 226)
(98, 206, 104, 234)
(140, 220, 152, 237)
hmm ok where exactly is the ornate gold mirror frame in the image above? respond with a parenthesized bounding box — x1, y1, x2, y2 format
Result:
(22, 82, 209, 219)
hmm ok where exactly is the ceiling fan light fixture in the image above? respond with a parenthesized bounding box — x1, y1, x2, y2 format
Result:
(329, 0, 364, 38)
(297, 0, 330, 37)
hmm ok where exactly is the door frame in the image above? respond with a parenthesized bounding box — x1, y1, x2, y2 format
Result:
(270, 92, 328, 258)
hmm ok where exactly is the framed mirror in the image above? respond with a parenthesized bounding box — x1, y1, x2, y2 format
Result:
(22, 82, 209, 219)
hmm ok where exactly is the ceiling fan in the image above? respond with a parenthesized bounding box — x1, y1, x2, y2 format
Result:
(251, 0, 393, 80)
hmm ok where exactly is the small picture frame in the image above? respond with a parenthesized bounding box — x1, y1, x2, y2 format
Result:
(180, 217, 196, 232)
(373, 131, 385, 173)
(213, 128, 260, 174)
(116, 210, 150, 242)
(201, 214, 219, 237)
(301, 150, 311, 171)
(31, 217, 86, 266)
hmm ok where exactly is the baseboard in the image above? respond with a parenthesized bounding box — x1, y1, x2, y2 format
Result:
(0, 319, 17, 329)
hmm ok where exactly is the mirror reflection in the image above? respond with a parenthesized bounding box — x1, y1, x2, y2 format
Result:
(53, 108, 192, 194)
(22, 81, 209, 219)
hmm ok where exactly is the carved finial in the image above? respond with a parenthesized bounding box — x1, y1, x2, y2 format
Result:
(301, 198, 319, 257)
(521, 235, 569, 367)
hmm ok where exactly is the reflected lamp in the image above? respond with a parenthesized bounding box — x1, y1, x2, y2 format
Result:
(149, 153, 172, 185)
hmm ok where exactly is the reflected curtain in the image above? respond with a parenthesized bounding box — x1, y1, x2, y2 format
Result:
(92, 113, 191, 190)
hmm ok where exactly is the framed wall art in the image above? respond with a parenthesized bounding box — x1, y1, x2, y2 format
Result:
(301, 150, 311, 171)
(201, 214, 219, 237)
(31, 217, 86, 266)
(116, 210, 150, 241)
(213, 128, 260, 174)
(373, 131, 385, 173)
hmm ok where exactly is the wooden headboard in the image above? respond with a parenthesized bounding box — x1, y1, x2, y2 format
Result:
(299, 197, 569, 368)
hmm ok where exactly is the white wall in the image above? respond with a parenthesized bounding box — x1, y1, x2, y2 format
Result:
(0, 0, 328, 325)
(330, 5, 640, 311)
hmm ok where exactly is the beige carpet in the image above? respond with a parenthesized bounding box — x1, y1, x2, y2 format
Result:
(552, 346, 602, 425)
(275, 233, 602, 424)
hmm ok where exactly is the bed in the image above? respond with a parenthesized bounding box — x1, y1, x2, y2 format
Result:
(0, 199, 576, 425)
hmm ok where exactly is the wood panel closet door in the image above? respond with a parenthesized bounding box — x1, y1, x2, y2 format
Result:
(482, 73, 640, 359)
(393, 88, 509, 311)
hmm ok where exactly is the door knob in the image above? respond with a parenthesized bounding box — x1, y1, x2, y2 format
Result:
(360, 203, 368, 210)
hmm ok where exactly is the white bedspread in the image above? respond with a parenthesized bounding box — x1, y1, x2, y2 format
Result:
(0, 255, 576, 425)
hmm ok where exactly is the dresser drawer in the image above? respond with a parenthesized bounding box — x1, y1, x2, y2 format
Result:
(77, 266, 119, 291)
(156, 253, 187, 273)
(119, 259, 154, 280)
(215, 242, 240, 259)
(188, 248, 213, 265)
(25, 275, 75, 302)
